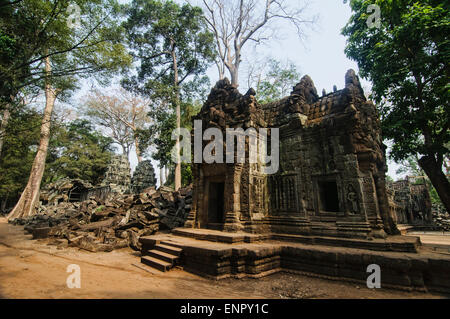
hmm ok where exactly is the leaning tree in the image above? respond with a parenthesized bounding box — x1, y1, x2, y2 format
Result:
(6, 0, 130, 221)
(342, 0, 450, 212)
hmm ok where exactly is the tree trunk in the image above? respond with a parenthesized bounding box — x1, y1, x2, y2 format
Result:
(419, 155, 450, 213)
(0, 105, 11, 158)
(1, 195, 8, 212)
(229, 47, 240, 87)
(7, 57, 56, 221)
(171, 45, 181, 191)
(121, 144, 128, 157)
(134, 136, 143, 163)
(228, 63, 239, 88)
(160, 166, 164, 188)
(165, 166, 169, 183)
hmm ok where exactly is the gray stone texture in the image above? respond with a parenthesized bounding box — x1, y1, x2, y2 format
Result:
(101, 154, 132, 194)
(131, 160, 157, 194)
(187, 70, 399, 239)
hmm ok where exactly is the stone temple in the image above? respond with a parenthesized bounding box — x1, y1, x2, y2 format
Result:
(101, 154, 132, 194)
(185, 70, 398, 239)
(131, 160, 157, 194)
(138, 71, 450, 293)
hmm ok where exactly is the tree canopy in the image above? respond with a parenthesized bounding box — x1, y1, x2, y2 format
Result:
(342, 0, 450, 212)
(122, 0, 215, 97)
(0, 0, 131, 102)
(249, 58, 302, 103)
(45, 119, 115, 185)
(122, 0, 216, 189)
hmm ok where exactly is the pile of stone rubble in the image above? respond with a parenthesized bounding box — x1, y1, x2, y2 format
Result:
(10, 186, 192, 252)
(433, 205, 450, 231)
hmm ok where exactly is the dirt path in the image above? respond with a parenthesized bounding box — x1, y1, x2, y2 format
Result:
(0, 218, 446, 299)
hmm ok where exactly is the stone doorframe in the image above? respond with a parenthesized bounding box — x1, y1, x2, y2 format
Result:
(184, 164, 244, 232)
(312, 173, 345, 217)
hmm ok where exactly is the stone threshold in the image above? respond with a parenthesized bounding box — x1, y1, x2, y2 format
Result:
(171, 228, 421, 253)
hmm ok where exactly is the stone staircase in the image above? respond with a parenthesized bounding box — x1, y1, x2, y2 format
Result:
(141, 241, 183, 272)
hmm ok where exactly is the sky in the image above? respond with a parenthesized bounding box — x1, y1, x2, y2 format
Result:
(74, 0, 404, 185)
(205, 0, 373, 94)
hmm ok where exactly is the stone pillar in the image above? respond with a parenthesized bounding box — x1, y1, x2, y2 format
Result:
(185, 166, 201, 228)
(223, 164, 244, 232)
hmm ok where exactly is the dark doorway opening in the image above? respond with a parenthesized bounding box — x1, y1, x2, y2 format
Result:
(319, 181, 340, 212)
(208, 182, 225, 225)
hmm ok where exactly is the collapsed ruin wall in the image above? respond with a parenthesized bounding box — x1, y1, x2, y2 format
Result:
(39, 155, 157, 206)
(14, 186, 193, 252)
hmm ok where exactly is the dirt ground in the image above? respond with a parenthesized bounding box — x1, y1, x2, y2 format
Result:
(0, 217, 447, 299)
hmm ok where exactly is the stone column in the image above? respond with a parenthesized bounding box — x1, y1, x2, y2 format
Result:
(223, 164, 244, 232)
(184, 166, 201, 228)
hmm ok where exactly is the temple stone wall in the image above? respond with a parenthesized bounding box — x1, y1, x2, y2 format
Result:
(387, 177, 432, 225)
(131, 160, 157, 194)
(101, 154, 132, 194)
(186, 70, 399, 239)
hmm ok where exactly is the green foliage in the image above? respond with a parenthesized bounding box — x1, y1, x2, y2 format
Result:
(0, 110, 114, 206)
(122, 0, 215, 96)
(0, 0, 131, 101)
(342, 0, 449, 164)
(395, 155, 423, 177)
(255, 58, 302, 104)
(138, 100, 202, 186)
(44, 119, 115, 185)
(0, 106, 41, 202)
(123, 0, 215, 185)
(164, 163, 192, 188)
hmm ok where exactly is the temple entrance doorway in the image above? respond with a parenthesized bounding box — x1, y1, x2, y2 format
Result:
(207, 182, 225, 230)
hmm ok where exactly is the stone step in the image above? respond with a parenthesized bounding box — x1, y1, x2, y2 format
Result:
(155, 243, 183, 256)
(141, 256, 172, 272)
(147, 249, 179, 265)
(161, 240, 184, 249)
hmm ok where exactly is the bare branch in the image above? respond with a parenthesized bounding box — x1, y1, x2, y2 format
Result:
(200, 0, 315, 86)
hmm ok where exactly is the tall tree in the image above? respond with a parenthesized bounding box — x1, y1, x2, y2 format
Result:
(0, 106, 11, 158)
(342, 0, 450, 213)
(199, 0, 316, 87)
(0, 105, 42, 212)
(45, 119, 115, 185)
(0, 0, 130, 102)
(135, 76, 209, 187)
(0, 90, 39, 158)
(247, 57, 301, 103)
(6, 0, 130, 221)
(123, 0, 215, 190)
(82, 88, 151, 161)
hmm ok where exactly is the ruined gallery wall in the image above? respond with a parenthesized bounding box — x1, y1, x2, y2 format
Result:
(250, 70, 396, 236)
(388, 179, 432, 224)
(189, 70, 398, 236)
